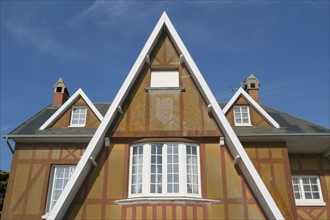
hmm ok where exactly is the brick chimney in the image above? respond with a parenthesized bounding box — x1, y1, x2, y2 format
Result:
(53, 78, 69, 105)
(245, 74, 260, 103)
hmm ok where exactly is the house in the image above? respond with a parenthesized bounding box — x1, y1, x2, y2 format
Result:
(2, 12, 329, 220)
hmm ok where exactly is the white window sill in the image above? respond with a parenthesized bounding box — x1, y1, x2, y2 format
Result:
(68, 124, 86, 128)
(295, 200, 326, 207)
(234, 124, 252, 127)
(115, 197, 220, 205)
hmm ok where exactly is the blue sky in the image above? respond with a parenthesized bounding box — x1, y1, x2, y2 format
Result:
(1, 1, 329, 171)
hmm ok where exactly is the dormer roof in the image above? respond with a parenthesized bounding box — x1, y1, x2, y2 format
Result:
(40, 88, 103, 130)
(223, 87, 280, 128)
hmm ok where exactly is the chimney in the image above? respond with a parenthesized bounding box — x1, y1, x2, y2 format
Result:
(245, 74, 260, 103)
(53, 78, 69, 105)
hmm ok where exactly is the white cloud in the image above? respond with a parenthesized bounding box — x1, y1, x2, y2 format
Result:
(67, 0, 137, 27)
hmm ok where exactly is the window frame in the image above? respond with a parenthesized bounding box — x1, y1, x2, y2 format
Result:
(233, 105, 251, 126)
(45, 165, 76, 213)
(69, 106, 87, 127)
(128, 143, 201, 199)
(292, 175, 325, 206)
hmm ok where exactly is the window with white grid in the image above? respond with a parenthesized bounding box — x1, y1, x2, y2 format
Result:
(128, 143, 201, 198)
(292, 176, 325, 206)
(186, 145, 199, 194)
(150, 144, 163, 194)
(233, 106, 251, 126)
(131, 145, 143, 194)
(46, 165, 76, 212)
(70, 107, 87, 127)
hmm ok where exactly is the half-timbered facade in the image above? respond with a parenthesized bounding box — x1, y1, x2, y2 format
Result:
(2, 12, 329, 220)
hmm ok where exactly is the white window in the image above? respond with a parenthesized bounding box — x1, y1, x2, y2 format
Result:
(292, 176, 325, 206)
(46, 165, 76, 212)
(150, 71, 179, 88)
(70, 107, 87, 127)
(233, 106, 251, 126)
(129, 143, 201, 198)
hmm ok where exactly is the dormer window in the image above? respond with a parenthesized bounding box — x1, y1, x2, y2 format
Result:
(70, 107, 87, 127)
(233, 106, 251, 126)
(150, 71, 179, 88)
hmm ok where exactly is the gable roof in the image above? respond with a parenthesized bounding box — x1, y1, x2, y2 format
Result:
(39, 88, 103, 130)
(47, 12, 283, 219)
(223, 87, 280, 128)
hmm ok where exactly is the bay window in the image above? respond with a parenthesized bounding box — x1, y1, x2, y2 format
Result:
(129, 143, 201, 198)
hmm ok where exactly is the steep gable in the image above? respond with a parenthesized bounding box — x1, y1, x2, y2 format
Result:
(47, 12, 283, 220)
(109, 32, 221, 138)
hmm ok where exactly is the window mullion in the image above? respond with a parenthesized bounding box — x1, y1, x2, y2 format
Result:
(163, 144, 167, 196)
(142, 144, 150, 196)
(179, 144, 186, 196)
(300, 178, 305, 200)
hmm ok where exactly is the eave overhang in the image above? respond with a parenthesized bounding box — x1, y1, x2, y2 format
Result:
(3, 134, 93, 144)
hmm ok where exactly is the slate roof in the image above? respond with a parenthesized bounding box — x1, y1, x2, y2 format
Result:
(7, 103, 111, 136)
(219, 103, 329, 136)
(6, 103, 329, 137)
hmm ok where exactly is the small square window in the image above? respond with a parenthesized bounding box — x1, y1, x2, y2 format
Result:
(70, 107, 87, 127)
(150, 71, 179, 88)
(233, 106, 251, 126)
(292, 175, 325, 206)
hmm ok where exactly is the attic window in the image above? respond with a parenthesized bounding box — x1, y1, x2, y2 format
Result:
(250, 83, 256, 88)
(70, 107, 87, 127)
(233, 106, 251, 126)
(150, 71, 179, 88)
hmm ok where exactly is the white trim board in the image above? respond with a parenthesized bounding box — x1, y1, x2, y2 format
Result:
(39, 88, 103, 130)
(47, 12, 283, 220)
(223, 87, 280, 128)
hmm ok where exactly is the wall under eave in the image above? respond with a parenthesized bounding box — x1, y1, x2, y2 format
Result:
(1, 143, 86, 220)
(243, 142, 297, 219)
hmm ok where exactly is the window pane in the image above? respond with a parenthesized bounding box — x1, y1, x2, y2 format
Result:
(167, 145, 179, 193)
(304, 185, 311, 192)
(150, 145, 162, 194)
(305, 192, 312, 199)
(294, 192, 301, 199)
(313, 193, 320, 199)
(131, 146, 143, 195)
(186, 145, 199, 195)
(310, 178, 317, 184)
